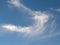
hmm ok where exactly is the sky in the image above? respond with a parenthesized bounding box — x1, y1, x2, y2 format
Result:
(0, 0, 60, 45)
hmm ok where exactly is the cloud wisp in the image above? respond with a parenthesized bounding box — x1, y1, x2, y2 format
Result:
(0, 0, 59, 39)
(8, 0, 32, 13)
(2, 24, 32, 33)
(50, 8, 60, 12)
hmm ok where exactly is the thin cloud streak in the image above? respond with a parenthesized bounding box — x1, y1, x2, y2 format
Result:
(2, 24, 32, 33)
(8, 0, 32, 13)
(50, 8, 60, 12)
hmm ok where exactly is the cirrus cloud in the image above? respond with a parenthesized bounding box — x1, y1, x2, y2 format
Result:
(0, 0, 58, 39)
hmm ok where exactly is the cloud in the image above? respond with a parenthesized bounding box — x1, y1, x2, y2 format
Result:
(7, 0, 50, 36)
(2, 24, 32, 33)
(7, 0, 32, 13)
(50, 8, 60, 12)
(1, 13, 55, 39)
(1, 13, 49, 33)
(55, 9, 60, 12)
(0, 0, 59, 40)
(8, 0, 21, 7)
(29, 12, 49, 36)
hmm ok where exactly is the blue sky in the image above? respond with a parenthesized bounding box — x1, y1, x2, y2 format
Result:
(0, 0, 60, 45)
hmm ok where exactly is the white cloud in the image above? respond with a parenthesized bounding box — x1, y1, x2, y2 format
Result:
(29, 12, 49, 36)
(7, 0, 50, 36)
(1, 14, 49, 33)
(1, 13, 54, 39)
(2, 24, 32, 33)
(0, 0, 59, 39)
(8, 0, 21, 7)
(8, 0, 32, 13)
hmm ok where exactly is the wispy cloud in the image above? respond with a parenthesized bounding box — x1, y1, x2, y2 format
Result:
(50, 8, 60, 12)
(8, 0, 32, 13)
(55, 9, 60, 12)
(8, 0, 21, 7)
(2, 24, 31, 33)
(0, 0, 59, 39)
(1, 14, 49, 36)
